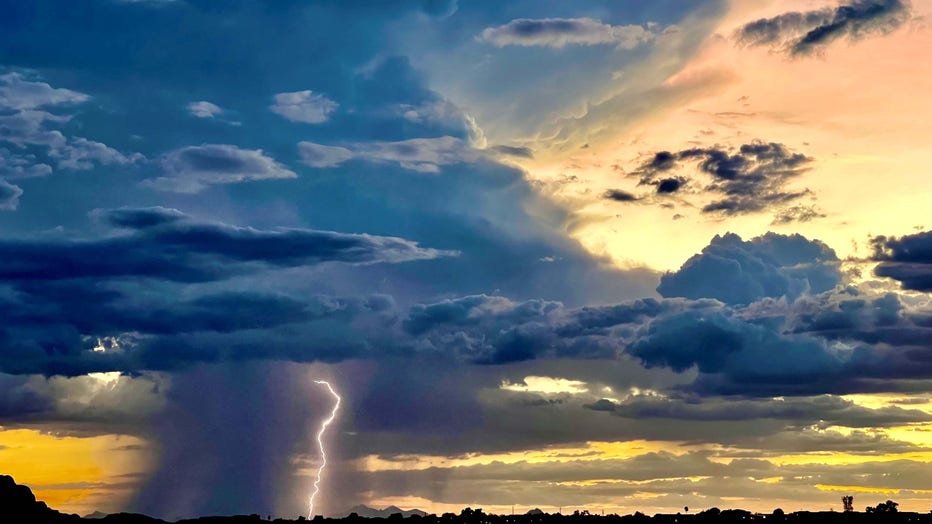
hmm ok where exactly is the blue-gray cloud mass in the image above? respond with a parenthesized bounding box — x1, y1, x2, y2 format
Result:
(0, 0, 928, 520)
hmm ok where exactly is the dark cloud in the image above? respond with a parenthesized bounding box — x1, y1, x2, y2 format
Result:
(401, 295, 693, 365)
(0, 207, 452, 375)
(634, 141, 813, 216)
(0, 207, 450, 284)
(658, 232, 841, 305)
(586, 394, 932, 427)
(603, 189, 639, 202)
(144, 144, 297, 193)
(735, 0, 911, 56)
(98, 206, 186, 229)
(771, 204, 826, 225)
(0, 371, 166, 434)
(655, 177, 684, 194)
(0, 178, 22, 210)
(871, 230, 932, 291)
(489, 145, 534, 158)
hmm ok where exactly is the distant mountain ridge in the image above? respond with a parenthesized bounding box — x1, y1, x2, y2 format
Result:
(348, 505, 428, 518)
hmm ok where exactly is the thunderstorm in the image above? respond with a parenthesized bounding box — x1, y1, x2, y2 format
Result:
(309, 380, 341, 519)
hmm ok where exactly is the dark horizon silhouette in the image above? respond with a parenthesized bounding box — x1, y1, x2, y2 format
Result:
(3, 475, 930, 524)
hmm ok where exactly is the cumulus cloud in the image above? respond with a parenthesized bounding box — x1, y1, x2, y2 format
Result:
(479, 18, 658, 49)
(871, 230, 932, 291)
(0, 109, 69, 148)
(297, 141, 354, 168)
(186, 100, 224, 118)
(0, 72, 89, 110)
(0, 179, 23, 211)
(634, 141, 814, 216)
(0, 150, 52, 179)
(735, 0, 911, 56)
(269, 90, 338, 124)
(658, 232, 841, 305)
(51, 137, 143, 170)
(145, 144, 296, 193)
(0, 74, 140, 177)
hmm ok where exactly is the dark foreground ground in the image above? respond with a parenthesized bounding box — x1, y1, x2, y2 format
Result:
(3, 475, 930, 524)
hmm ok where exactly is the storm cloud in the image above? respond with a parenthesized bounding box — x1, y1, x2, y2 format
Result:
(634, 141, 814, 216)
(657, 232, 841, 305)
(736, 0, 911, 56)
(871, 230, 932, 291)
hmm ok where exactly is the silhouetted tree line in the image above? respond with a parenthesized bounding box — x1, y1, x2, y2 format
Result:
(3, 475, 931, 524)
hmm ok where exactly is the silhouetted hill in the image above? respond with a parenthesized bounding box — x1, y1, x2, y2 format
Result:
(347, 505, 428, 518)
(0, 474, 80, 523)
(2, 474, 932, 524)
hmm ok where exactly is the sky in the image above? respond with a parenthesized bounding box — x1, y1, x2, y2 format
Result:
(1, 0, 931, 519)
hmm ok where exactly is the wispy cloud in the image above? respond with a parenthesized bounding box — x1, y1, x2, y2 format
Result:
(479, 18, 660, 49)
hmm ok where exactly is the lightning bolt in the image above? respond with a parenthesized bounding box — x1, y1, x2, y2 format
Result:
(309, 380, 341, 519)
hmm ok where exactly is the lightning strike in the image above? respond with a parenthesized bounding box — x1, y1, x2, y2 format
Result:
(309, 380, 341, 519)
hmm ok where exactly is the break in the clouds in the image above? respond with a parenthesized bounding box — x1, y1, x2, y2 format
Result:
(634, 141, 814, 216)
(735, 0, 911, 56)
(479, 18, 658, 49)
(871, 230, 932, 291)
(145, 144, 296, 193)
(269, 90, 338, 124)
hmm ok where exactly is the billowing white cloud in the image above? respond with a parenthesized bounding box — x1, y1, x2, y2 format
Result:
(145, 143, 296, 193)
(269, 90, 338, 124)
(480, 18, 658, 49)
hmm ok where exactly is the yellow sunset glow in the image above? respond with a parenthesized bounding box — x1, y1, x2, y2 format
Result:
(0, 428, 151, 516)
